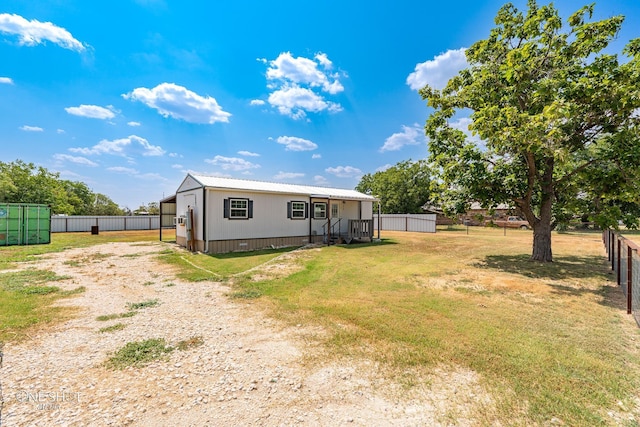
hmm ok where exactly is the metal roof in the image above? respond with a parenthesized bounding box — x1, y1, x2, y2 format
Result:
(188, 174, 377, 201)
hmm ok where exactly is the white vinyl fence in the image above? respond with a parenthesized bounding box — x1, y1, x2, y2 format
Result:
(373, 214, 436, 233)
(51, 216, 160, 232)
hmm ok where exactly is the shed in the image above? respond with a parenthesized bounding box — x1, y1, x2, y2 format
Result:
(172, 174, 378, 253)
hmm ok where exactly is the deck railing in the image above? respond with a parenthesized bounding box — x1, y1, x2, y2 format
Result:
(348, 219, 374, 240)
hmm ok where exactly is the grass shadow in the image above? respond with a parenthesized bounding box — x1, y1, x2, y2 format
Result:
(335, 238, 398, 250)
(208, 246, 298, 260)
(474, 254, 611, 281)
(474, 254, 627, 310)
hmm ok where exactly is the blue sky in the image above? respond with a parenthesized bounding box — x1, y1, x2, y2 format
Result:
(1, 0, 638, 209)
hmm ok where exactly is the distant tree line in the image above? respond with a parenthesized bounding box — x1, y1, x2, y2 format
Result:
(356, 160, 436, 214)
(0, 160, 157, 216)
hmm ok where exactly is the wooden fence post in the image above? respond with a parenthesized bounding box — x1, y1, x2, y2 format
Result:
(611, 231, 616, 270)
(618, 238, 622, 286)
(628, 246, 633, 315)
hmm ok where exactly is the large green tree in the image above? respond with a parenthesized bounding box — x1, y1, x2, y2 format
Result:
(421, 1, 640, 262)
(356, 159, 435, 213)
(0, 160, 124, 215)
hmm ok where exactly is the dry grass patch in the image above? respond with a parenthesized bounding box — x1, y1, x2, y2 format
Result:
(225, 228, 640, 425)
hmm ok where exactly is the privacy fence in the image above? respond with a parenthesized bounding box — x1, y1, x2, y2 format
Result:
(51, 214, 437, 234)
(603, 230, 640, 326)
(51, 215, 160, 232)
(373, 214, 437, 233)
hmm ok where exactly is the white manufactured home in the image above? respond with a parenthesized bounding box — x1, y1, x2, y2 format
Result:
(172, 174, 378, 253)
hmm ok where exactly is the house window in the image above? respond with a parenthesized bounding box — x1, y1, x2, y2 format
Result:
(230, 199, 248, 218)
(289, 201, 307, 219)
(313, 203, 327, 219)
(224, 198, 253, 219)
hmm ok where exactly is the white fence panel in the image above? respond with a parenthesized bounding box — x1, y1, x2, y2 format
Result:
(51, 216, 160, 232)
(373, 214, 436, 233)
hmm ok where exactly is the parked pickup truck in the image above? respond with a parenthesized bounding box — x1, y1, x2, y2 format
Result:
(491, 216, 530, 229)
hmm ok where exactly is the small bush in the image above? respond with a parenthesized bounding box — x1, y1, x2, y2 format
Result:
(95, 311, 136, 321)
(99, 323, 126, 333)
(126, 299, 160, 310)
(105, 338, 173, 369)
(176, 336, 204, 351)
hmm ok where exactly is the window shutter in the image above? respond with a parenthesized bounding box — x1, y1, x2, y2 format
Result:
(287, 202, 292, 219)
(305, 202, 309, 219)
(223, 198, 229, 218)
(248, 200, 253, 218)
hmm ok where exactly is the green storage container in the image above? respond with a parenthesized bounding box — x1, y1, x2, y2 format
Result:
(0, 203, 51, 246)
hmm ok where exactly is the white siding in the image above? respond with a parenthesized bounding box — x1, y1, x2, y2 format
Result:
(176, 189, 204, 240)
(207, 190, 311, 241)
(176, 175, 203, 193)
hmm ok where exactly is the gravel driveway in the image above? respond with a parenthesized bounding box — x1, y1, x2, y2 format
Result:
(1, 241, 489, 426)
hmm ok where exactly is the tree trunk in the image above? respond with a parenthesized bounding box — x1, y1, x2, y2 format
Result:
(531, 221, 553, 262)
(529, 155, 555, 262)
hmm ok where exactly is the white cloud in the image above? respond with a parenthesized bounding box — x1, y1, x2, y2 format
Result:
(238, 150, 260, 157)
(171, 164, 183, 169)
(56, 129, 65, 134)
(407, 48, 468, 91)
(376, 164, 393, 172)
(315, 53, 332, 69)
(0, 13, 87, 52)
(123, 82, 231, 124)
(108, 166, 139, 174)
(53, 153, 98, 167)
(312, 154, 321, 159)
(127, 121, 141, 127)
(263, 52, 345, 119)
(274, 171, 304, 180)
(268, 84, 341, 119)
(379, 124, 426, 152)
(325, 165, 362, 178)
(314, 175, 329, 186)
(267, 52, 343, 94)
(70, 135, 165, 157)
(20, 125, 43, 132)
(168, 152, 182, 158)
(0, 77, 14, 85)
(65, 104, 116, 120)
(276, 136, 318, 152)
(250, 99, 265, 106)
(204, 155, 260, 171)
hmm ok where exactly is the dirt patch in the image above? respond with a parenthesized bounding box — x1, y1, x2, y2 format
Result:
(1, 242, 495, 426)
